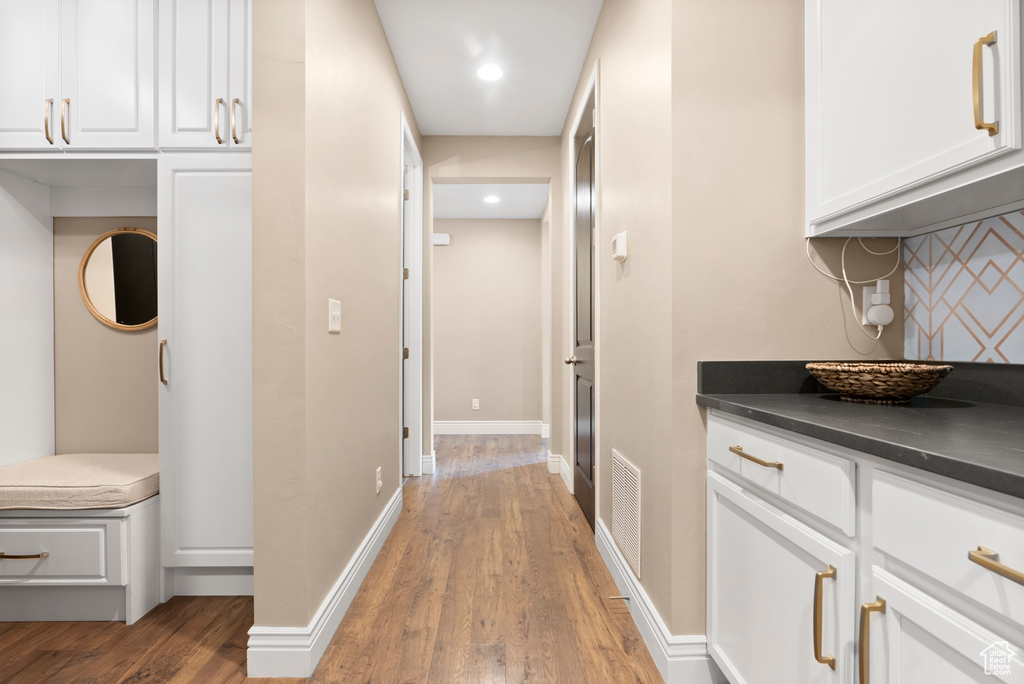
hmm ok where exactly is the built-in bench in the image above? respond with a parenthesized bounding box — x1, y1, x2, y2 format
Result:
(0, 453, 161, 624)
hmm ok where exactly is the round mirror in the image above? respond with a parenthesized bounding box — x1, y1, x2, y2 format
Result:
(78, 228, 158, 331)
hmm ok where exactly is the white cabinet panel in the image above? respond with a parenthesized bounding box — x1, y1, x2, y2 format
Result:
(806, 0, 1023, 236)
(708, 472, 856, 684)
(0, 1, 61, 150)
(159, 0, 251, 149)
(59, 0, 155, 149)
(227, 0, 252, 148)
(864, 568, 1024, 684)
(158, 154, 252, 568)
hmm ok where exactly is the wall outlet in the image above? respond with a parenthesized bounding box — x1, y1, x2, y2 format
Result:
(472, 398, 479, 410)
(375, 466, 382, 494)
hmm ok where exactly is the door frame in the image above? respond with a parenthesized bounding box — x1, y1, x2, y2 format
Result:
(399, 113, 424, 477)
(566, 63, 600, 525)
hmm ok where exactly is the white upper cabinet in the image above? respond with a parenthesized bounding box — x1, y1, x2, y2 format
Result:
(0, 1, 60, 150)
(806, 0, 1024, 236)
(0, 0, 155, 151)
(159, 0, 252, 149)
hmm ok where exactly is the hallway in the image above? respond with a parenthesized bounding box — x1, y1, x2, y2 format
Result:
(0, 436, 662, 683)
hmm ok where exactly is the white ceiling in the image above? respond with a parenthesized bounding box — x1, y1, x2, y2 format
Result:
(433, 183, 549, 219)
(374, 0, 604, 136)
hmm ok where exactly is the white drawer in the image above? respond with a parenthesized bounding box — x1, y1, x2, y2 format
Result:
(0, 519, 124, 584)
(707, 412, 856, 535)
(874, 470, 1024, 629)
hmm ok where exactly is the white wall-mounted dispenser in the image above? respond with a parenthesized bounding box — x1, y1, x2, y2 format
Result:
(611, 231, 628, 262)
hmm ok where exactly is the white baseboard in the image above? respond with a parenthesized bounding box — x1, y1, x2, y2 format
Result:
(595, 519, 723, 684)
(547, 451, 560, 474)
(541, 423, 550, 439)
(433, 420, 542, 435)
(247, 486, 404, 677)
(559, 452, 573, 494)
(422, 450, 436, 474)
(172, 567, 254, 596)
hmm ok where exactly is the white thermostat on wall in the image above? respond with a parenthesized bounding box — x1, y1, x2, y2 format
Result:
(431, 233, 451, 246)
(611, 231, 628, 262)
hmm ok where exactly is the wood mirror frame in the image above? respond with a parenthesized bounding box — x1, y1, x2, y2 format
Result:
(78, 227, 158, 332)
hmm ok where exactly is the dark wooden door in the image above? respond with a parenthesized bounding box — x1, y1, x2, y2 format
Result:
(570, 98, 596, 530)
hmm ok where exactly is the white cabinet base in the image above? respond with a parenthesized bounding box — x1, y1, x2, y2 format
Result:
(0, 496, 161, 624)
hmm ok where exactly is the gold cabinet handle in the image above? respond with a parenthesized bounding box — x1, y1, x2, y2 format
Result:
(159, 338, 168, 386)
(60, 98, 70, 144)
(973, 31, 999, 136)
(814, 565, 837, 670)
(214, 98, 224, 144)
(43, 99, 54, 144)
(231, 98, 241, 144)
(0, 551, 49, 560)
(729, 445, 783, 470)
(969, 546, 1024, 586)
(859, 597, 886, 684)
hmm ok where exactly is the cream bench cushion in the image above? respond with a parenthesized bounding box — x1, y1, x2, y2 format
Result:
(0, 453, 159, 510)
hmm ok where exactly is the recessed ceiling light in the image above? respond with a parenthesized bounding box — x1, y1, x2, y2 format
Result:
(477, 64, 503, 81)
(483, 195, 500, 204)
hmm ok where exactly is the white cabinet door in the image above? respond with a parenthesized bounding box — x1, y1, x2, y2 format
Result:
(158, 0, 228, 148)
(863, 568, 1024, 684)
(806, 0, 1020, 230)
(158, 154, 252, 568)
(226, 0, 252, 149)
(59, 0, 155, 149)
(708, 472, 857, 684)
(0, 0, 61, 150)
(159, 0, 250, 149)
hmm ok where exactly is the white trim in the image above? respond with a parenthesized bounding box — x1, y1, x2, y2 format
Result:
(400, 113, 424, 477)
(559, 452, 573, 494)
(596, 519, 723, 684)
(421, 450, 436, 475)
(171, 567, 254, 596)
(541, 423, 550, 439)
(432, 420, 542, 435)
(547, 451, 560, 474)
(247, 487, 404, 677)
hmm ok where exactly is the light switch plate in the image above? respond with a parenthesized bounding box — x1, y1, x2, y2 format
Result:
(328, 299, 341, 332)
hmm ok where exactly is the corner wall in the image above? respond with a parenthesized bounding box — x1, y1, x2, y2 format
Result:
(252, 0, 422, 636)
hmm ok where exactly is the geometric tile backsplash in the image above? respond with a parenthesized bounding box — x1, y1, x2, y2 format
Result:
(904, 211, 1024, 363)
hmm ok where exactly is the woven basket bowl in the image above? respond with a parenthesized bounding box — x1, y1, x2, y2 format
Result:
(806, 362, 954, 404)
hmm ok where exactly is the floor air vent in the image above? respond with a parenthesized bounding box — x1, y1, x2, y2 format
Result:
(611, 449, 641, 578)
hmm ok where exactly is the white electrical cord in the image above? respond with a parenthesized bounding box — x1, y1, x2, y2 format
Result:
(805, 237, 902, 340)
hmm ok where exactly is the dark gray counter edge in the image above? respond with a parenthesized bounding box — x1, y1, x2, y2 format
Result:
(696, 393, 1024, 500)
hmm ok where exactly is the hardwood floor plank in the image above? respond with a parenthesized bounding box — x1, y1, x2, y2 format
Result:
(0, 435, 663, 684)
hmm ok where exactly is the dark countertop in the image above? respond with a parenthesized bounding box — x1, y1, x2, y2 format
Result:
(696, 361, 1024, 500)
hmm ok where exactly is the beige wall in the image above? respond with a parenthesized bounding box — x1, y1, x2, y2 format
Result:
(253, 0, 422, 628)
(422, 137, 562, 451)
(557, 0, 904, 636)
(53, 217, 159, 454)
(433, 219, 542, 423)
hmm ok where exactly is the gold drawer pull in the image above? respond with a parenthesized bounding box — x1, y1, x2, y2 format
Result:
(0, 552, 49, 560)
(214, 98, 224, 144)
(60, 98, 70, 144)
(44, 98, 54, 144)
(969, 546, 1024, 586)
(159, 338, 168, 385)
(859, 597, 886, 684)
(729, 445, 783, 470)
(813, 565, 837, 670)
(231, 98, 241, 144)
(973, 31, 999, 136)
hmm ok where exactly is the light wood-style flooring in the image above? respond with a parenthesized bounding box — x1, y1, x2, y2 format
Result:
(0, 435, 662, 683)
